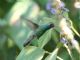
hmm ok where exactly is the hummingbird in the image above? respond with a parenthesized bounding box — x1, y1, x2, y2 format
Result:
(21, 16, 54, 47)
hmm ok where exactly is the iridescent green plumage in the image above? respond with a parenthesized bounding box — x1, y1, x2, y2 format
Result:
(21, 17, 54, 47)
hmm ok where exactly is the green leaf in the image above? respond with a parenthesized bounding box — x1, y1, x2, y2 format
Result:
(0, 34, 7, 49)
(16, 46, 45, 60)
(7, 25, 30, 49)
(45, 48, 59, 60)
(51, 30, 59, 44)
(71, 49, 80, 60)
(58, 47, 71, 60)
(38, 28, 52, 48)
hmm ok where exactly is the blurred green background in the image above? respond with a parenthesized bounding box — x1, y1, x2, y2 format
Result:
(0, 0, 80, 60)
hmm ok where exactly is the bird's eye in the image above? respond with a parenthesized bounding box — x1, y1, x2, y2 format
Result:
(49, 23, 54, 27)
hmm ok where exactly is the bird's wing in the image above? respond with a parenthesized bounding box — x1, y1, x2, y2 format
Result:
(20, 16, 39, 30)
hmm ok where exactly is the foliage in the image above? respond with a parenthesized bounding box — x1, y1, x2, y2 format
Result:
(0, 0, 80, 60)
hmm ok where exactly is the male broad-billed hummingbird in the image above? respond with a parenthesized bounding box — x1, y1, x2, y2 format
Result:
(21, 16, 54, 47)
